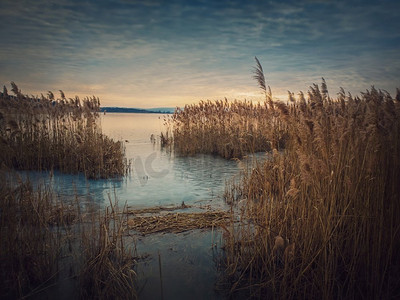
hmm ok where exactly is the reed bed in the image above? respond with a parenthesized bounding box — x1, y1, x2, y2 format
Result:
(220, 84, 400, 298)
(0, 173, 137, 299)
(0, 174, 71, 299)
(163, 57, 288, 159)
(0, 83, 134, 298)
(164, 59, 400, 298)
(0, 82, 129, 179)
(163, 98, 287, 159)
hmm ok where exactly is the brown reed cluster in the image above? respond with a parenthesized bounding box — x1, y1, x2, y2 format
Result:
(0, 172, 137, 299)
(79, 195, 137, 299)
(0, 175, 70, 299)
(163, 98, 288, 159)
(0, 82, 128, 179)
(220, 84, 400, 298)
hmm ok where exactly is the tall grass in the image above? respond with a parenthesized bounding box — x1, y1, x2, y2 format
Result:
(221, 83, 400, 298)
(0, 82, 135, 298)
(163, 57, 289, 159)
(0, 82, 128, 179)
(164, 99, 287, 159)
(0, 172, 137, 299)
(164, 59, 400, 298)
(0, 174, 68, 298)
(78, 194, 136, 299)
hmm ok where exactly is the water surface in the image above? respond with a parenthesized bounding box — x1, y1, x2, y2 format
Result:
(23, 113, 245, 299)
(100, 114, 238, 299)
(21, 113, 267, 299)
(101, 113, 237, 299)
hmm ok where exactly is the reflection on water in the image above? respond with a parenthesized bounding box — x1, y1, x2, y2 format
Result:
(24, 113, 240, 208)
(21, 113, 264, 299)
(100, 113, 240, 209)
(101, 113, 238, 299)
(135, 231, 224, 300)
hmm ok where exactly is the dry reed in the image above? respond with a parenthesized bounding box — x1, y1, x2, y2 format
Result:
(0, 82, 129, 179)
(78, 195, 137, 299)
(162, 98, 288, 159)
(162, 57, 289, 159)
(220, 81, 400, 298)
(0, 174, 137, 299)
(0, 174, 70, 299)
(164, 58, 400, 298)
(126, 210, 230, 235)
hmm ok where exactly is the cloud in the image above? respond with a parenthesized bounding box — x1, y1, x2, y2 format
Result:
(1, 0, 399, 107)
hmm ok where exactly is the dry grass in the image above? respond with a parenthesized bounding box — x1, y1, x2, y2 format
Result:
(0, 82, 135, 299)
(126, 210, 230, 235)
(0, 173, 137, 299)
(0, 174, 69, 299)
(165, 59, 400, 299)
(220, 83, 400, 298)
(0, 82, 129, 179)
(78, 196, 137, 299)
(163, 98, 288, 159)
(162, 57, 290, 159)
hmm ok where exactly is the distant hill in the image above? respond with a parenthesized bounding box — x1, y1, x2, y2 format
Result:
(100, 107, 175, 114)
(145, 107, 176, 113)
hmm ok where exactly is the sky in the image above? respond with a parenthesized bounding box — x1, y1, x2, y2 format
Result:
(1, 0, 399, 108)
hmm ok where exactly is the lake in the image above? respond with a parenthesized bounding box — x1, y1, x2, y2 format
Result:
(22, 113, 256, 299)
(101, 113, 239, 299)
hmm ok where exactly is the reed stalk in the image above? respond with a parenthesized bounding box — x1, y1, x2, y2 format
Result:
(220, 83, 400, 298)
(164, 59, 400, 298)
(0, 83, 129, 179)
(163, 98, 286, 159)
(0, 172, 137, 299)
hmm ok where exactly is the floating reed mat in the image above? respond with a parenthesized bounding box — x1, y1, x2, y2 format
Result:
(125, 208, 230, 235)
(126, 203, 191, 215)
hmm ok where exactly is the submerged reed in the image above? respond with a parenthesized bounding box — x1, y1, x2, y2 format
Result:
(0, 173, 137, 299)
(79, 195, 137, 299)
(0, 175, 67, 299)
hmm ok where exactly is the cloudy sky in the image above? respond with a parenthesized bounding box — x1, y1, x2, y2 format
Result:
(1, 0, 399, 108)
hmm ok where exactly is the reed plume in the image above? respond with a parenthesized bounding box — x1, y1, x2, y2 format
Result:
(220, 83, 400, 299)
(253, 56, 273, 109)
(0, 83, 129, 179)
(162, 58, 289, 158)
(162, 59, 400, 298)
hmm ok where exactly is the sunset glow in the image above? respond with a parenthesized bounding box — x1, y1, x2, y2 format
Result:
(1, 0, 399, 108)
